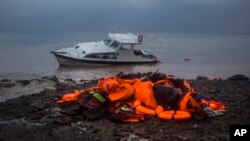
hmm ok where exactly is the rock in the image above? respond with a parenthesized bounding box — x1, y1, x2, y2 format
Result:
(49, 76, 59, 82)
(30, 114, 44, 120)
(17, 80, 30, 86)
(42, 76, 49, 79)
(208, 77, 217, 81)
(64, 78, 76, 83)
(1, 79, 11, 82)
(41, 113, 72, 125)
(124, 134, 143, 141)
(177, 135, 188, 140)
(2, 82, 15, 88)
(116, 71, 124, 76)
(196, 76, 208, 80)
(192, 124, 198, 129)
(79, 127, 87, 131)
(88, 125, 94, 129)
(50, 107, 61, 113)
(79, 79, 90, 82)
(116, 72, 149, 80)
(92, 128, 99, 133)
(0, 79, 15, 88)
(210, 87, 220, 94)
(227, 74, 249, 81)
(30, 101, 45, 111)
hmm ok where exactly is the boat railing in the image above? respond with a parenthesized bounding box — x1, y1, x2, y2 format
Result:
(118, 39, 140, 44)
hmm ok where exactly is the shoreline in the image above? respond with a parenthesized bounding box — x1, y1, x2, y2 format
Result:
(0, 74, 249, 140)
(1, 73, 249, 102)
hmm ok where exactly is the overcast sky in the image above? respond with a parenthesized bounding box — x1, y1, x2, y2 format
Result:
(0, 0, 250, 34)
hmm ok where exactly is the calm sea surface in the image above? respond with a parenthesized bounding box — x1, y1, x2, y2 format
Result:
(0, 32, 250, 80)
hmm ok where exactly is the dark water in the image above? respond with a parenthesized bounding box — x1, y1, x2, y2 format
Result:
(0, 32, 250, 80)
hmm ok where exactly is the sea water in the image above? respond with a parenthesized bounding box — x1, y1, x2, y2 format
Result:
(0, 32, 250, 80)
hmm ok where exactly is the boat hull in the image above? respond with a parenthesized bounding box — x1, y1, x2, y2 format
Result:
(52, 53, 157, 67)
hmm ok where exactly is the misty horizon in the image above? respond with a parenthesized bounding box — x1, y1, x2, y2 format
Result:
(1, 0, 250, 34)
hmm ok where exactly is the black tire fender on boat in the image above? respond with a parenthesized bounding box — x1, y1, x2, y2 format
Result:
(138, 34, 143, 42)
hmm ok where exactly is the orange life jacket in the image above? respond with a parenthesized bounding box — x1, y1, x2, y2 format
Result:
(158, 110, 191, 121)
(179, 92, 207, 117)
(98, 77, 134, 102)
(133, 100, 163, 116)
(57, 87, 100, 104)
(133, 80, 158, 109)
(57, 75, 226, 123)
(200, 99, 225, 110)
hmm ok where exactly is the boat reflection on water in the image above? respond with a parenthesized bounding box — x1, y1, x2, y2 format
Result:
(55, 63, 160, 81)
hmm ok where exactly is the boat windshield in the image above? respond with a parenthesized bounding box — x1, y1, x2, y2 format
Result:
(104, 37, 112, 46)
(110, 40, 120, 48)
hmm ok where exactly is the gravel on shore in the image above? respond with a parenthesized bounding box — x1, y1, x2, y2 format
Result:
(0, 74, 249, 141)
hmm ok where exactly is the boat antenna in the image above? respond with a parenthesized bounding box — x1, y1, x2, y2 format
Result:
(113, 23, 118, 32)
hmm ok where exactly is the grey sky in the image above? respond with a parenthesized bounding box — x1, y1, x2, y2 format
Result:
(0, 0, 250, 33)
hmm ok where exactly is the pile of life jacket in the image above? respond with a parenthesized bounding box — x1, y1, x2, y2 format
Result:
(57, 73, 225, 122)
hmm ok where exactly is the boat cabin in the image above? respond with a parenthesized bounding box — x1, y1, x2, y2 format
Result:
(103, 33, 142, 50)
(81, 33, 147, 60)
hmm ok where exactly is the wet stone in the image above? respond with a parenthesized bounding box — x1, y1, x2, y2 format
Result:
(196, 76, 208, 80)
(92, 128, 99, 133)
(192, 124, 198, 129)
(42, 76, 49, 79)
(17, 80, 30, 86)
(49, 76, 59, 82)
(2, 82, 15, 88)
(1, 79, 11, 82)
(210, 87, 220, 94)
(0, 73, 249, 141)
(228, 74, 249, 81)
(64, 78, 76, 83)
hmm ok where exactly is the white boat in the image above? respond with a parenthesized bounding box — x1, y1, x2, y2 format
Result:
(51, 33, 159, 66)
